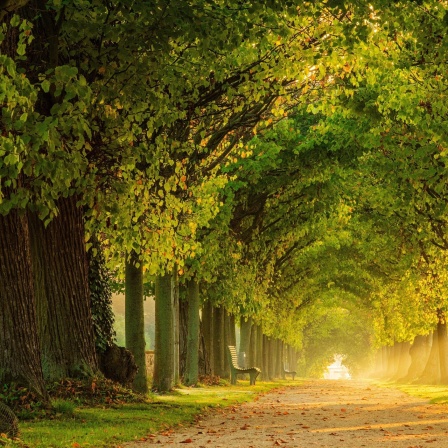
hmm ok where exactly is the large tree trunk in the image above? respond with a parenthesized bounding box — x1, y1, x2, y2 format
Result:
(0, 209, 48, 400)
(125, 250, 148, 393)
(153, 272, 175, 391)
(184, 278, 200, 386)
(28, 196, 98, 380)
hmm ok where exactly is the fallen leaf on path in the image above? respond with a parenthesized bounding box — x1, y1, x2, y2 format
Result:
(180, 439, 193, 443)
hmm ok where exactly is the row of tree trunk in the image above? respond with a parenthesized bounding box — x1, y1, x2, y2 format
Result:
(128, 272, 300, 391)
(369, 313, 448, 384)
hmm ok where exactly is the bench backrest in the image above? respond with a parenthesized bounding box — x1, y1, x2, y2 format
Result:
(228, 346, 240, 368)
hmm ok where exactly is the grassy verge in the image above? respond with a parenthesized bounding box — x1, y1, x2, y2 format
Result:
(374, 380, 448, 405)
(9, 379, 299, 448)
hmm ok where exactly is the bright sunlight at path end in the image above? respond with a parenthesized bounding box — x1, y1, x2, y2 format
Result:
(123, 380, 448, 448)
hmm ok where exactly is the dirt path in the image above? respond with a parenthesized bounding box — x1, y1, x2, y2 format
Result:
(123, 379, 448, 447)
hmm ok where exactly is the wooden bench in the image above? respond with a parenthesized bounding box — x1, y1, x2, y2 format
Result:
(282, 363, 296, 380)
(227, 346, 261, 385)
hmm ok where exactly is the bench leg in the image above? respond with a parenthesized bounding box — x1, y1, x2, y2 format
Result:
(230, 371, 237, 385)
(249, 371, 260, 385)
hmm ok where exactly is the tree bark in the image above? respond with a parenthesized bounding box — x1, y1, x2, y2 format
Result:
(184, 278, 200, 386)
(172, 270, 180, 385)
(153, 272, 175, 391)
(125, 250, 148, 393)
(28, 196, 98, 380)
(0, 209, 47, 400)
(202, 300, 214, 375)
(212, 306, 226, 377)
(179, 285, 188, 380)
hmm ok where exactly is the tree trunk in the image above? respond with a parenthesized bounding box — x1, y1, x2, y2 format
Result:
(28, 196, 98, 380)
(212, 306, 226, 377)
(255, 325, 263, 369)
(392, 341, 411, 380)
(184, 278, 200, 386)
(202, 300, 214, 375)
(153, 272, 175, 391)
(417, 330, 440, 384)
(223, 309, 234, 378)
(0, 209, 47, 400)
(125, 250, 148, 393)
(179, 286, 188, 380)
(437, 309, 448, 384)
(401, 335, 431, 382)
(173, 269, 180, 385)
(239, 316, 252, 367)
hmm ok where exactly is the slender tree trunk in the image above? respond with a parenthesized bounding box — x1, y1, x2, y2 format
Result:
(223, 309, 234, 378)
(202, 300, 214, 375)
(438, 310, 448, 384)
(0, 209, 47, 400)
(125, 250, 148, 393)
(249, 324, 257, 367)
(173, 270, 180, 385)
(213, 306, 226, 377)
(28, 196, 98, 380)
(198, 314, 211, 376)
(184, 278, 200, 386)
(239, 316, 252, 367)
(255, 325, 263, 368)
(153, 272, 174, 391)
(178, 286, 188, 380)
(262, 335, 270, 381)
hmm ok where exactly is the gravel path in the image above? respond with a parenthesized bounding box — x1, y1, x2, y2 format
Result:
(123, 379, 448, 447)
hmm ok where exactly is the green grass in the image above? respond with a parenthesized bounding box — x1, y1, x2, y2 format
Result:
(374, 380, 448, 405)
(11, 379, 299, 448)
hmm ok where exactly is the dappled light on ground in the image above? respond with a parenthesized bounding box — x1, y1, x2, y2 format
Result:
(124, 379, 448, 447)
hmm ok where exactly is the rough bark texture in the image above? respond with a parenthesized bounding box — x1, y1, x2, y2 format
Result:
(28, 196, 98, 380)
(125, 250, 148, 393)
(153, 272, 175, 391)
(0, 209, 47, 399)
(184, 278, 200, 386)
